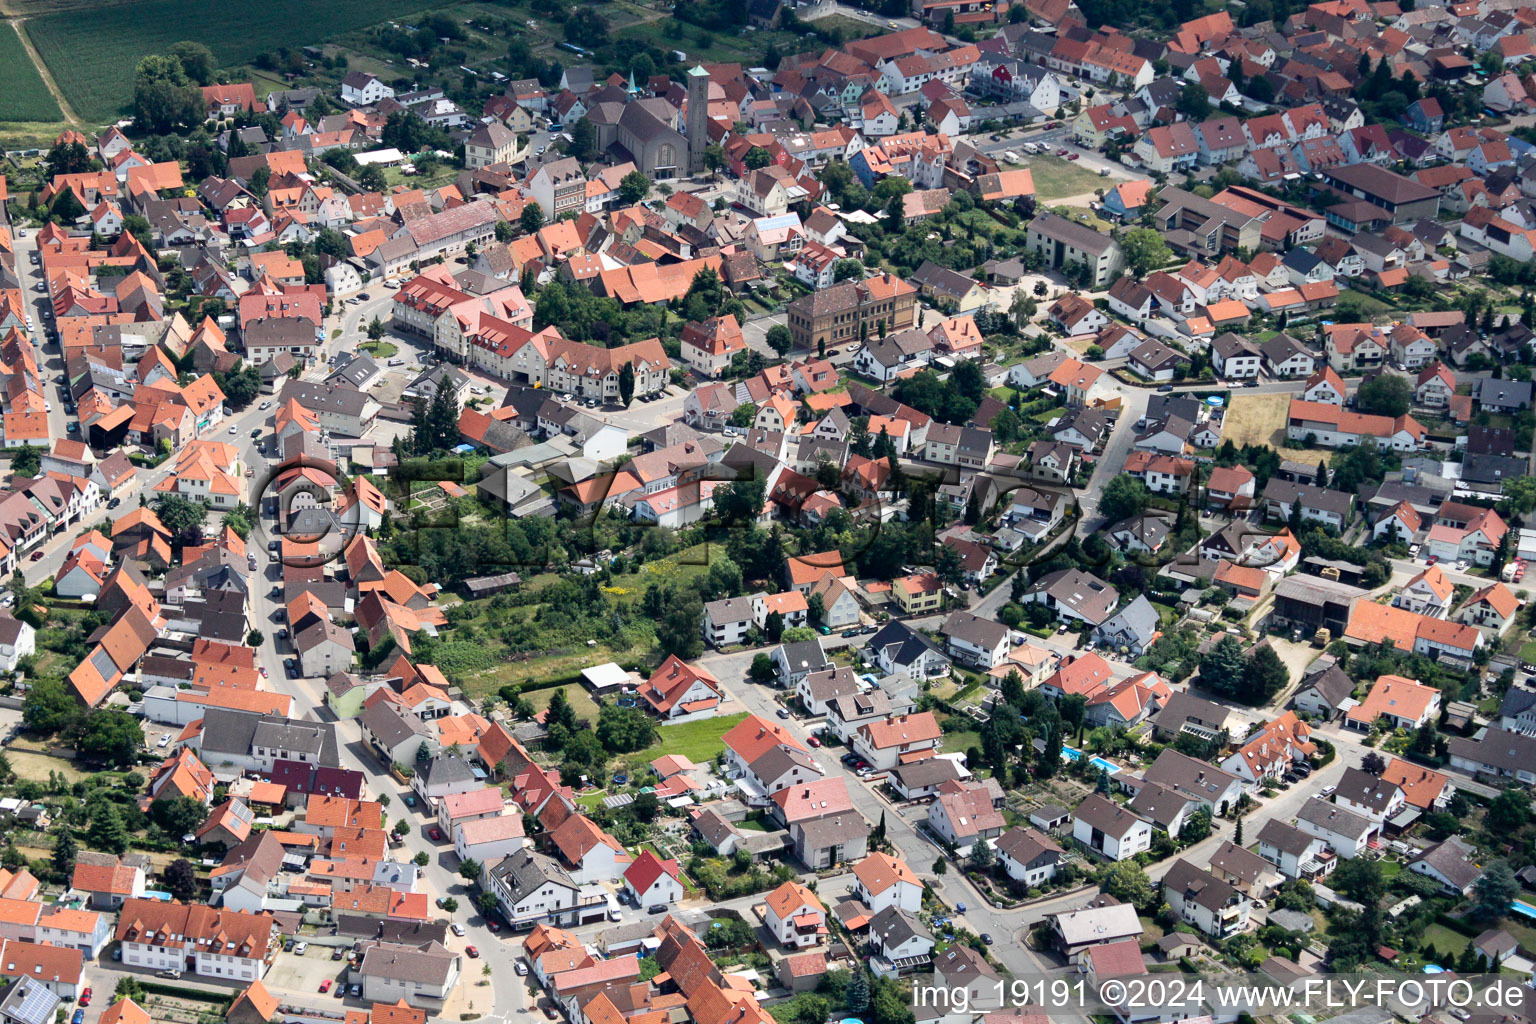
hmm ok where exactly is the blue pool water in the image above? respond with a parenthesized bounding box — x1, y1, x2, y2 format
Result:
(1423, 965, 1446, 974)
(1089, 756, 1121, 774)
(1061, 744, 1082, 761)
(1059, 745, 1120, 774)
(1511, 900, 1536, 920)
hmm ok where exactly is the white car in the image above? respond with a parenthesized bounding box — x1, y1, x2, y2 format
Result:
(450, 923, 465, 936)
(293, 942, 308, 956)
(157, 735, 170, 748)
(228, 425, 238, 434)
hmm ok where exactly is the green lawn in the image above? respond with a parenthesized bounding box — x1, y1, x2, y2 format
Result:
(1019, 155, 1108, 202)
(524, 683, 602, 722)
(360, 341, 398, 358)
(1417, 923, 1471, 964)
(1519, 641, 1536, 665)
(632, 711, 750, 764)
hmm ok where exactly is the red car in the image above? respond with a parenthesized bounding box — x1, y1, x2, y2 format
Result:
(1055, 148, 1068, 156)
(1067, 153, 1079, 160)
(429, 827, 444, 841)
(28, 550, 43, 561)
(807, 736, 821, 747)
(79, 991, 91, 1008)
(320, 981, 332, 993)
(466, 946, 480, 958)
(486, 919, 502, 932)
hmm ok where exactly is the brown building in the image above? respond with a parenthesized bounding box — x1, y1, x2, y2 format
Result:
(785, 273, 918, 351)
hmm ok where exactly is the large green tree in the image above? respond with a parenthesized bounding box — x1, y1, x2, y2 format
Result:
(1121, 228, 1173, 279)
(133, 54, 203, 134)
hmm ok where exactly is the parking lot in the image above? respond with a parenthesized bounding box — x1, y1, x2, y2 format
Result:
(262, 944, 359, 1004)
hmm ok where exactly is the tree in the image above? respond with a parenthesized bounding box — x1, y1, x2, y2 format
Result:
(832, 259, 865, 283)
(1098, 475, 1150, 523)
(155, 494, 208, 539)
(151, 796, 208, 837)
(1180, 806, 1213, 843)
(133, 54, 202, 134)
(442, 897, 459, 913)
(1199, 636, 1247, 698)
(845, 969, 871, 1016)
(168, 41, 217, 85)
(748, 653, 776, 685)
(45, 142, 93, 178)
(164, 858, 197, 901)
(51, 826, 76, 881)
(458, 859, 482, 882)
(1176, 82, 1211, 119)
(1121, 228, 1173, 279)
(79, 712, 145, 768)
(1361, 751, 1387, 775)
(10, 445, 39, 478)
(1356, 374, 1412, 417)
(766, 325, 793, 356)
(413, 851, 430, 866)
(1238, 645, 1289, 705)
(596, 703, 657, 753)
(477, 891, 500, 915)
(744, 146, 771, 169)
(1473, 860, 1519, 920)
(520, 203, 546, 234)
(1487, 787, 1531, 832)
(367, 318, 385, 341)
(618, 170, 652, 204)
(656, 593, 705, 659)
(246, 629, 265, 647)
(1101, 861, 1154, 911)
(618, 363, 635, 407)
(968, 837, 995, 871)
(87, 803, 130, 855)
(22, 679, 79, 735)
(1332, 857, 1385, 905)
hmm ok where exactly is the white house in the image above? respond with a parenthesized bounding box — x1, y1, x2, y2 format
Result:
(623, 851, 683, 909)
(762, 881, 825, 948)
(1073, 794, 1153, 861)
(852, 852, 923, 913)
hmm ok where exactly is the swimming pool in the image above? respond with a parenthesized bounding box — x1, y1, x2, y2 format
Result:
(1423, 965, 1446, 974)
(1511, 899, 1536, 921)
(1059, 745, 1120, 773)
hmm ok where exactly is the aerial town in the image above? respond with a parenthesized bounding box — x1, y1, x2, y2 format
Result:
(0, 2, 1532, 1024)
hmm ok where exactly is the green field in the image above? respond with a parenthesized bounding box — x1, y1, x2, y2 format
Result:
(0, 28, 61, 122)
(25, 0, 448, 122)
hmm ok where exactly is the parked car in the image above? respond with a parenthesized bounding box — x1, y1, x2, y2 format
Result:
(349, 985, 362, 998)
(808, 736, 821, 747)
(294, 942, 309, 956)
(466, 946, 480, 958)
(451, 923, 465, 936)
(429, 827, 444, 841)
(332, 947, 345, 960)
(402, 794, 417, 807)
(79, 990, 91, 1008)
(775, 708, 790, 719)
(320, 981, 332, 993)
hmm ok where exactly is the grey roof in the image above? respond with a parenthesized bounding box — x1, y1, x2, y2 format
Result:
(1333, 767, 1403, 815)
(1027, 569, 1119, 625)
(1073, 793, 1149, 838)
(1260, 333, 1314, 365)
(295, 618, 354, 656)
(777, 639, 830, 675)
(1298, 664, 1354, 708)
(1207, 839, 1273, 884)
(1296, 797, 1372, 837)
(870, 905, 932, 949)
(1460, 453, 1527, 486)
(1499, 686, 1536, 719)
(202, 708, 337, 765)
(1096, 594, 1160, 645)
(941, 610, 1010, 650)
(1110, 513, 1171, 550)
(867, 621, 950, 671)
(1257, 818, 1317, 857)
(749, 744, 820, 785)
(1129, 780, 1195, 829)
(419, 754, 478, 790)
(357, 940, 459, 985)
(994, 825, 1062, 867)
(1476, 378, 1533, 408)
(891, 757, 964, 789)
(1410, 836, 1481, 891)
(278, 379, 377, 421)
(327, 353, 380, 388)
(1144, 749, 1242, 803)
(1446, 727, 1536, 776)
(801, 666, 861, 704)
(360, 700, 434, 748)
(1153, 692, 1232, 737)
(1029, 211, 1118, 256)
(1262, 479, 1354, 517)
(705, 595, 755, 626)
(1164, 858, 1241, 913)
(0, 981, 59, 1024)
(488, 848, 577, 902)
(792, 811, 870, 848)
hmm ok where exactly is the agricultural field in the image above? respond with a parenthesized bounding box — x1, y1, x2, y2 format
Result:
(25, 0, 449, 122)
(0, 27, 61, 122)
